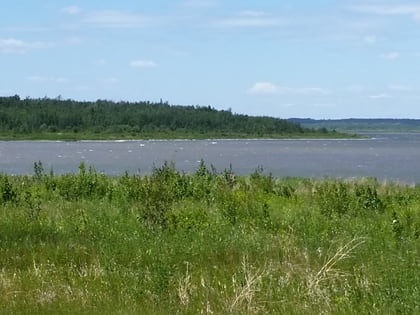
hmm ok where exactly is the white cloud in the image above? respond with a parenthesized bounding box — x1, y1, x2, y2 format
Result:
(130, 60, 157, 68)
(216, 17, 286, 28)
(248, 82, 331, 95)
(369, 93, 391, 99)
(26, 76, 68, 83)
(83, 10, 153, 28)
(381, 51, 400, 60)
(248, 82, 279, 94)
(349, 4, 420, 20)
(215, 11, 287, 28)
(62, 6, 82, 15)
(0, 38, 44, 54)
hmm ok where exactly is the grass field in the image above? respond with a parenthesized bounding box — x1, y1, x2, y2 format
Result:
(1, 162, 419, 314)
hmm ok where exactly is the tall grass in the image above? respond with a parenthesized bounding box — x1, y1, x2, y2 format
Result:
(0, 162, 419, 314)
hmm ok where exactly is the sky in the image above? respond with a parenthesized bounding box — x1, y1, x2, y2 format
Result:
(1, 0, 420, 119)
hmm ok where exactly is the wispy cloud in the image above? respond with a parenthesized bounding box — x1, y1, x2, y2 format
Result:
(130, 60, 157, 68)
(215, 11, 287, 28)
(381, 51, 400, 60)
(0, 38, 45, 54)
(349, 4, 420, 20)
(248, 82, 330, 95)
(61, 6, 82, 15)
(82, 10, 154, 28)
(26, 76, 68, 83)
(369, 93, 391, 99)
(248, 82, 279, 94)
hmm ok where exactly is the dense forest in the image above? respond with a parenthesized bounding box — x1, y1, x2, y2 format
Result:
(0, 95, 339, 139)
(290, 118, 420, 132)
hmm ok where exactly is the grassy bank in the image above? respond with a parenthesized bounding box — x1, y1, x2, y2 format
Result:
(1, 162, 419, 314)
(0, 130, 357, 141)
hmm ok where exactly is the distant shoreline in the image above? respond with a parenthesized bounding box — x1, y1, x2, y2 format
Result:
(290, 118, 420, 133)
(0, 132, 361, 141)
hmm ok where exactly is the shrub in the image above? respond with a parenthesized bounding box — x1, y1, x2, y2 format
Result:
(314, 180, 351, 216)
(354, 184, 384, 212)
(0, 175, 17, 203)
(138, 162, 189, 229)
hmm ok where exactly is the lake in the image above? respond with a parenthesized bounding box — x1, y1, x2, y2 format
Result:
(0, 133, 419, 183)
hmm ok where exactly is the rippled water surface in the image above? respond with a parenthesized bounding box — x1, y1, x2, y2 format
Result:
(1, 133, 419, 183)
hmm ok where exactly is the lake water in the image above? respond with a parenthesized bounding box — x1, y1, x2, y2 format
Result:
(0, 133, 419, 183)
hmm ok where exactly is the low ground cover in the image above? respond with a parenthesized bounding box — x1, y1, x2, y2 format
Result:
(0, 162, 419, 314)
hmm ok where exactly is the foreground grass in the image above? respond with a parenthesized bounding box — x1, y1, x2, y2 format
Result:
(0, 162, 419, 314)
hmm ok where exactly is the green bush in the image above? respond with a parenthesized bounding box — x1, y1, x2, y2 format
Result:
(314, 180, 351, 216)
(0, 175, 17, 203)
(354, 183, 384, 212)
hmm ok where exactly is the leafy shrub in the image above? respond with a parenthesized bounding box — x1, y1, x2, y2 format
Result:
(23, 186, 42, 219)
(55, 163, 110, 200)
(0, 175, 17, 203)
(274, 181, 296, 198)
(168, 203, 210, 231)
(191, 160, 216, 203)
(138, 162, 189, 229)
(354, 184, 384, 212)
(116, 172, 144, 201)
(33, 161, 45, 181)
(249, 166, 275, 194)
(217, 187, 270, 227)
(314, 180, 351, 216)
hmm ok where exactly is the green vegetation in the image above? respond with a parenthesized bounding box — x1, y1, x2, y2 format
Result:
(0, 96, 349, 140)
(1, 161, 419, 314)
(290, 118, 420, 133)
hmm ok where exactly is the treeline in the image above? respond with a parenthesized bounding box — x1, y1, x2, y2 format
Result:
(290, 118, 420, 132)
(0, 95, 330, 139)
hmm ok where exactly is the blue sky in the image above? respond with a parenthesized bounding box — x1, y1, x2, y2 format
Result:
(1, 0, 420, 118)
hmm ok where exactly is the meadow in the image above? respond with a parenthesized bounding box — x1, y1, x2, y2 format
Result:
(0, 161, 419, 314)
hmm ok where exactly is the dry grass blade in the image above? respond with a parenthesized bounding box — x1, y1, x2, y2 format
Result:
(230, 256, 265, 313)
(308, 237, 367, 300)
(178, 261, 192, 306)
